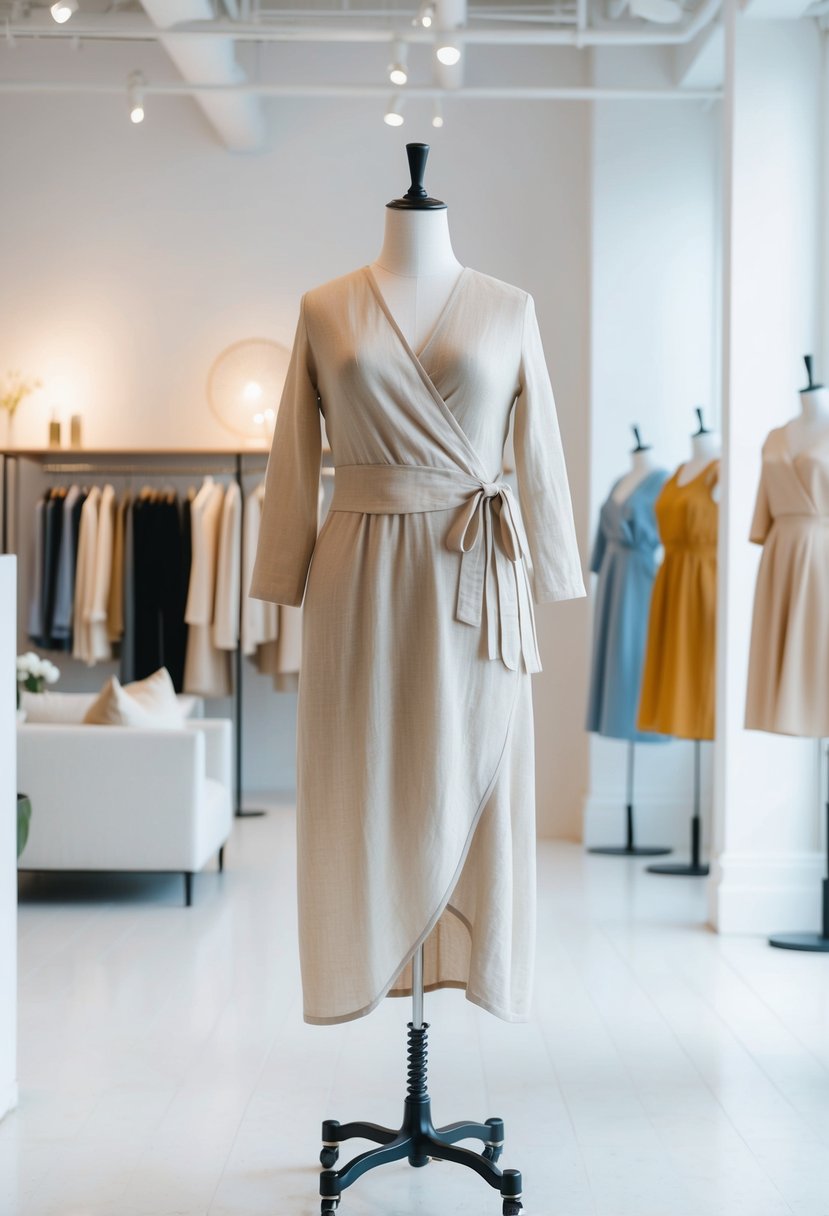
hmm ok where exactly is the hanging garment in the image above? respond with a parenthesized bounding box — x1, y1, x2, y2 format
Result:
(637, 461, 719, 741)
(27, 496, 46, 646)
(250, 266, 584, 1026)
(88, 483, 116, 663)
(120, 497, 136, 685)
(184, 480, 231, 698)
(52, 485, 82, 649)
(72, 486, 101, 664)
(213, 481, 242, 651)
(585, 469, 669, 742)
(107, 491, 129, 646)
(132, 493, 188, 690)
(242, 483, 279, 656)
(745, 427, 829, 736)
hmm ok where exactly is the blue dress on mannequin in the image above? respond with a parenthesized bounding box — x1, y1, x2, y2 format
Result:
(586, 468, 669, 742)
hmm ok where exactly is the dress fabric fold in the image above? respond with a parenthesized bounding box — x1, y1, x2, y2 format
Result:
(250, 265, 584, 1025)
(745, 427, 829, 736)
(637, 461, 719, 742)
(585, 469, 668, 742)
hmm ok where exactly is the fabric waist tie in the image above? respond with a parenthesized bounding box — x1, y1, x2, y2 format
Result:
(773, 514, 829, 526)
(330, 463, 541, 675)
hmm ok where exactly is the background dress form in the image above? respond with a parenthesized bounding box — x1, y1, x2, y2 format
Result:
(746, 427, 829, 735)
(637, 461, 719, 741)
(586, 469, 668, 741)
(251, 267, 584, 1025)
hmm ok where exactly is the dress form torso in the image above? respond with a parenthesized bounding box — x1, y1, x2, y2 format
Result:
(612, 449, 657, 503)
(677, 431, 722, 500)
(784, 387, 829, 456)
(369, 208, 464, 353)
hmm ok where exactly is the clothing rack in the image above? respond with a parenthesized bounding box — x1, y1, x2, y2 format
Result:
(0, 448, 274, 819)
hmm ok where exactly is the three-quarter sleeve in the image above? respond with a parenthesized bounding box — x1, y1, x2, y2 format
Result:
(748, 458, 772, 546)
(249, 294, 322, 606)
(512, 293, 586, 603)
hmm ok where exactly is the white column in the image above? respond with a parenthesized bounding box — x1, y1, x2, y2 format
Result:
(0, 555, 18, 1120)
(711, 6, 825, 934)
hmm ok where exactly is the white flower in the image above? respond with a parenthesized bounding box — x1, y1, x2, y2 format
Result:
(43, 662, 60, 685)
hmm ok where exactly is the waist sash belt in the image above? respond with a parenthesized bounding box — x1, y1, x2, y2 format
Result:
(330, 463, 541, 675)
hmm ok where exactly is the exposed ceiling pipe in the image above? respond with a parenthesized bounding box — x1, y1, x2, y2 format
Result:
(0, 80, 723, 101)
(3, 0, 723, 46)
(138, 0, 264, 152)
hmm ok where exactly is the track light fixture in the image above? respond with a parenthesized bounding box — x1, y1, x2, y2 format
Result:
(415, 2, 434, 27)
(50, 0, 78, 22)
(435, 37, 462, 67)
(383, 94, 404, 127)
(388, 38, 408, 86)
(128, 70, 145, 124)
(431, 98, 444, 128)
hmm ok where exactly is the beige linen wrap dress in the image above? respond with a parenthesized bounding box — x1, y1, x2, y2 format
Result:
(250, 265, 584, 1025)
(746, 426, 829, 736)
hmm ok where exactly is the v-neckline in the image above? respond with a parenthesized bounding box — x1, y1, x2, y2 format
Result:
(363, 263, 470, 365)
(361, 263, 487, 479)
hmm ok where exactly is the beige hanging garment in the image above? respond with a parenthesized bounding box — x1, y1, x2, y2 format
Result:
(88, 483, 116, 663)
(183, 480, 231, 697)
(213, 480, 242, 651)
(250, 267, 584, 1025)
(243, 483, 279, 656)
(72, 486, 101, 664)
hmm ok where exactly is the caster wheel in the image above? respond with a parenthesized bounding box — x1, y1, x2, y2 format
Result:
(502, 1203, 522, 1216)
(320, 1146, 339, 1168)
(483, 1144, 503, 1164)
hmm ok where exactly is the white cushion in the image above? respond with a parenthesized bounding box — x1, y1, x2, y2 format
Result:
(122, 667, 185, 727)
(21, 669, 193, 727)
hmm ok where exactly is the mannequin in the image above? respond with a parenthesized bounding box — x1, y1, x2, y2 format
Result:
(611, 426, 658, 502)
(784, 354, 829, 456)
(677, 407, 721, 500)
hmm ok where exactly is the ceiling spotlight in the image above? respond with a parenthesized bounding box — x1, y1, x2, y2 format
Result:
(128, 70, 145, 124)
(50, 0, 78, 22)
(383, 94, 404, 127)
(431, 99, 444, 129)
(436, 38, 462, 67)
(388, 38, 408, 86)
(415, 2, 434, 27)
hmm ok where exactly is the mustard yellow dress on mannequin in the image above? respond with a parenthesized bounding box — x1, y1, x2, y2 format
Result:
(637, 460, 719, 741)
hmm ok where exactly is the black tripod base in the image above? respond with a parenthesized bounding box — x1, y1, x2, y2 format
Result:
(234, 808, 267, 818)
(590, 845, 672, 857)
(769, 932, 829, 952)
(646, 861, 710, 876)
(318, 1023, 523, 1214)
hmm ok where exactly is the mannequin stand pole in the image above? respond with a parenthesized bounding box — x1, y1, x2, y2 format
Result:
(588, 741, 672, 857)
(646, 740, 710, 877)
(233, 454, 266, 818)
(318, 944, 524, 1215)
(769, 741, 829, 952)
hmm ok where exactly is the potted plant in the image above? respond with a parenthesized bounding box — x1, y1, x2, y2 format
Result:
(0, 369, 41, 449)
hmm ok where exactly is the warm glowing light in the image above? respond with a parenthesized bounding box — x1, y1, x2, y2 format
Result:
(243, 380, 263, 402)
(253, 412, 264, 425)
(130, 105, 144, 124)
(384, 95, 404, 126)
(264, 408, 276, 423)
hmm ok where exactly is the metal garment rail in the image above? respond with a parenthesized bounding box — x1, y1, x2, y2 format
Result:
(0, 450, 270, 819)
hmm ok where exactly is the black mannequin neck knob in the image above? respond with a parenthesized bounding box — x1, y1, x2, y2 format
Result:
(801, 353, 824, 392)
(693, 406, 710, 436)
(631, 425, 651, 453)
(387, 142, 447, 211)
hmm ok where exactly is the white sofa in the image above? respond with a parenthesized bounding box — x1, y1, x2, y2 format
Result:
(16, 717, 232, 906)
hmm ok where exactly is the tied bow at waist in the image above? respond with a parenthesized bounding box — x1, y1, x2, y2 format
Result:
(330, 464, 541, 674)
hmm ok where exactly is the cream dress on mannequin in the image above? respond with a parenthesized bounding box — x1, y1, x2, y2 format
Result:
(251, 266, 584, 1025)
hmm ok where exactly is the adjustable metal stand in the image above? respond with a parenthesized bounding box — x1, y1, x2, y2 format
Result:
(589, 741, 672, 857)
(646, 739, 709, 877)
(318, 946, 524, 1214)
(770, 741, 829, 952)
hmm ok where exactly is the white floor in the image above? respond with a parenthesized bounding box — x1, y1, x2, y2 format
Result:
(3, 803, 829, 1216)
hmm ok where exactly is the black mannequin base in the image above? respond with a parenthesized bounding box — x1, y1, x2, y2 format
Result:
(646, 814, 709, 877)
(768, 932, 829, 952)
(588, 799, 671, 857)
(318, 1022, 523, 1215)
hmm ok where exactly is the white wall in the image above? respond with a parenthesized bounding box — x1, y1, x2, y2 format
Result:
(586, 65, 721, 849)
(0, 557, 19, 1122)
(712, 10, 825, 933)
(0, 42, 592, 835)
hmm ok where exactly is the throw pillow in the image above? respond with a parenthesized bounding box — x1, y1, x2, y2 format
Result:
(82, 676, 180, 729)
(123, 667, 186, 728)
(20, 690, 96, 724)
